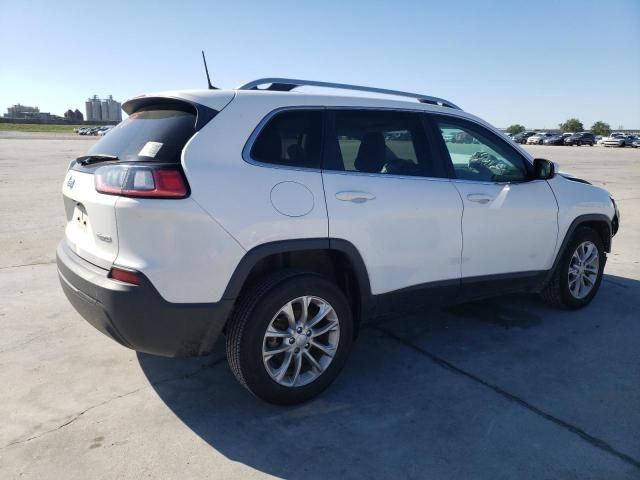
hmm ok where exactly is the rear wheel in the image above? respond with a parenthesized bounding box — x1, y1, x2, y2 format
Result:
(226, 271, 353, 404)
(540, 227, 605, 309)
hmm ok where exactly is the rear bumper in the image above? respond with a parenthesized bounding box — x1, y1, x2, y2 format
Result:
(56, 241, 233, 357)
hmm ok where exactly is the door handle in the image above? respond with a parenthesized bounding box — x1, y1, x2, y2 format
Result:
(335, 191, 376, 203)
(466, 193, 494, 204)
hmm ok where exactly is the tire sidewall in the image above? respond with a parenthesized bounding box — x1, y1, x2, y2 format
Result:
(238, 275, 353, 404)
(558, 228, 605, 308)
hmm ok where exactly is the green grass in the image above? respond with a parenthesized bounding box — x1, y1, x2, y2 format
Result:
(0, 123, 91, 133)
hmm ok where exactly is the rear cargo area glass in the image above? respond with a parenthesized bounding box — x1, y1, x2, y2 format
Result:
(85, 105, 197, 163)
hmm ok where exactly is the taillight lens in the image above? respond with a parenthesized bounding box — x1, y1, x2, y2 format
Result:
(95, 164, 188, 198)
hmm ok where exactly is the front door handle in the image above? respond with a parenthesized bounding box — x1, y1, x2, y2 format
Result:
(335, 191, 376, 203)
(466, 193, 494, 204)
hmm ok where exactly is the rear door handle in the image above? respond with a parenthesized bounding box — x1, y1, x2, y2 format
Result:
(466, 193, 494, 204)
(335, 191, 376, 203)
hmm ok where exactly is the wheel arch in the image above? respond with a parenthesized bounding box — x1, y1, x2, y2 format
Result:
(539, 214, 611, 291)
(222, 239, 374, 338)
(553, 214, 612, 267)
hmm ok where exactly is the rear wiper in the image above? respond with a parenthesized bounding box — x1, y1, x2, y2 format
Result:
(76, 154, 119, 166)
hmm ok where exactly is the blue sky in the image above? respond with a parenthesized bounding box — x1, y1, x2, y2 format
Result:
(1, 0, 639, 128)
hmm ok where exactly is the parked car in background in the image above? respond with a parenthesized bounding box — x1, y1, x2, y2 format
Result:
(632, 138, 640, 148)
(527, 132, 554, 145)
(512, 131, 537, 144)
(564, 132, 596, 146)
(543, 134, 566, 146)
(97, 126, 114, 136)
(624, 135, 638, 147)
(602, 135, 626, 147)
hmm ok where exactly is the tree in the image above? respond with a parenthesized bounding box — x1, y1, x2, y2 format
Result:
(506, 124, 526, 135)
(559, 118, 584, 133)
(590, 121, 611, 137)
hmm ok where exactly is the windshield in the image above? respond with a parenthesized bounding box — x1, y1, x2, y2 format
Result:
(86, 105, 198, 163)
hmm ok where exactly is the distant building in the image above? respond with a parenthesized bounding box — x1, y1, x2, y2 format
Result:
(85, 95, 122, 122)
(4, 104, 60, 121)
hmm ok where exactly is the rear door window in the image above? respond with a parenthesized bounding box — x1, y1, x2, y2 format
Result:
(85, 104, 200, 163)
(325, 109, 436, 177)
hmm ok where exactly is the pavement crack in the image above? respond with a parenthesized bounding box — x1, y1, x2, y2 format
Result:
(373, 325, 640, 470)
(4, 355, 226, 449)
(0, 261, 56, 270)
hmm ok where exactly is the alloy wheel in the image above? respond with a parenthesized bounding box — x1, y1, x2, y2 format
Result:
(568, 241, 599, 299)
(262, 296, 340, 387)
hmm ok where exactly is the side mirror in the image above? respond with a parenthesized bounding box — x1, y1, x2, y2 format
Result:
(533, 158, 555, 180)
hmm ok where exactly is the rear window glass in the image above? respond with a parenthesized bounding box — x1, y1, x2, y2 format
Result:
(85, 105, 198, 163)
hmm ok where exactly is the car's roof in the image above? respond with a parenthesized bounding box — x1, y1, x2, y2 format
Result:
(130, 87, 461, 110)
(126, 87, 493, 128)
(123, 87, 535, 162)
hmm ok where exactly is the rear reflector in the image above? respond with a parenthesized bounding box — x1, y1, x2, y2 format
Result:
(95, 164, 188, 198)
(109, 267, 141, 285)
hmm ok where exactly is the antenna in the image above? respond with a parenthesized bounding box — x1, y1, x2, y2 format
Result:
(201, 50, 216, 90)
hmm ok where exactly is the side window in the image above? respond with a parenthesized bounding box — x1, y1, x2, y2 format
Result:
(251, 110, 322, 168)
(327, 110, 435, 177)
(436, 118, 530, 183)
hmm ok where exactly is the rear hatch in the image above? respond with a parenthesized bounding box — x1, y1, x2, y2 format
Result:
(62, 96, 225, 269)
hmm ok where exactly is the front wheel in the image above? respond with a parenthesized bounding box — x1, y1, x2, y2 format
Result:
(540, 227, 605, 309)
(226, 272, 353, 404)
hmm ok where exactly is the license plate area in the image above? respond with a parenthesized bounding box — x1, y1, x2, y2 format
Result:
(73, 203, 89, 231)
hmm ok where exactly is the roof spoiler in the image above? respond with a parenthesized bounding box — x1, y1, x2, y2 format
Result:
(121, 96, 218, 131)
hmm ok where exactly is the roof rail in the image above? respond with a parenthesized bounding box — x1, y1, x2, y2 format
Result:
(237, 78, 461, 110)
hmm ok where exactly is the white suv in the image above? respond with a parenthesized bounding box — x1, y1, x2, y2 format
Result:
(57, 78, 620, 404)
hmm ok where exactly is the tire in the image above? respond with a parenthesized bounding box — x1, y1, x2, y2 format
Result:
(577, 140, 582, 146)
(540, 227, 605, 309)
(226, 271, 353, 404)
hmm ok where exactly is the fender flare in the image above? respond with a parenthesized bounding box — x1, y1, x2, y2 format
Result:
(221, 238, 374, 316)
(543, 213, 612, 285)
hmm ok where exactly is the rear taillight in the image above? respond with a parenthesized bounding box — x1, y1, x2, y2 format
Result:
(109, 267, 141, 285)
(95, 164, 188, 198)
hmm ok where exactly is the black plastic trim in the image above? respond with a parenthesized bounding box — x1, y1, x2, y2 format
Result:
(459, 270, 548, 300)
(373, 270, 549, 318)
(57, 241, 231, 357)
(560, 174, 592, 185)
(221, 238, 375, 317)
(540, 214, 612, 286)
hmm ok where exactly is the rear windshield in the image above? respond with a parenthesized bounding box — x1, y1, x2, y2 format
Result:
(85, 104, 197, 163)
